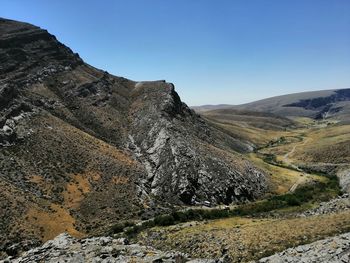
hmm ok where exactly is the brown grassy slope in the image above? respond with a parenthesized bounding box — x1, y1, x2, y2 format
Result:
(137, 211, 350, 262)
(247, 153, 325, 195)
(201, 109, 296, 147)
(0, 112, 145, 245)
(261, 124, 350, 165)
(291, 124, 350, 164)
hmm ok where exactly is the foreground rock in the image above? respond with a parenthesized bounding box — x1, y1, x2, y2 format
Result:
(1, 233, 225, 263)
(258, 232, 350, 263)
(338, 169, 350, 194)
(301, 194, 350, 217)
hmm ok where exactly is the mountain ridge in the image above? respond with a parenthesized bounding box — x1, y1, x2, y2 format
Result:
(0, 17, 267, 251)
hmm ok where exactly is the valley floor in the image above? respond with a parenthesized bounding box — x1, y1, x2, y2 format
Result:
(128, 118, 350, 262)
(3, 117, 350, 262)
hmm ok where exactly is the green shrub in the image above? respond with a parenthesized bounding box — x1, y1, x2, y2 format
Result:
(284, 195, 301, 206)
(263, 154, 277, 163)
(110, 223, 124, 234)
(185, 209, 202, 221)
(124, 226, 137, 236)
(111, 174, 341, 238)
(171, 211, 189, 222)
(110, 221, 135, 234)
(142, 220, 156, 228)
(124, 221, 135, 227)
(154, 214, 175, 226)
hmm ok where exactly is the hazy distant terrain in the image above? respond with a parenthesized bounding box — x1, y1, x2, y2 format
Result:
(194, 89, 350, 123)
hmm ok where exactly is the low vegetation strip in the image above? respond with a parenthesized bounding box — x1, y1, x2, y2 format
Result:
(109, 175, 341, 237)
(258, 152, 303, 172)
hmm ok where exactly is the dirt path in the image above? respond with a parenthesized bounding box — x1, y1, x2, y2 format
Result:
(289, 177, 303, 192)
(283, 137, 310, 171)
(276, 136, 312, 192)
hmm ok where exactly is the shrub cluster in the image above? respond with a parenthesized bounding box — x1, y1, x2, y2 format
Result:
(110, 221, 135, 234)
(110, 175, 341, 237)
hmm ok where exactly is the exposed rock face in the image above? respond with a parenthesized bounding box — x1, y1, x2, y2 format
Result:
(338, 169, 350, 194)
(258, 232, 350, 263)
(0, 17, 267, 250)
(0, 17, 82, 146)
(1, 233, 223, 263)
(300, 194, 350, 217)
(0, 18, 82, 81)
(128, 81, 266, 204)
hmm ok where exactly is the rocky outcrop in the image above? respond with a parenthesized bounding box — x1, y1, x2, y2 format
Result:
(0, 17, 82, 145)
(300, 194, 350, 217)
(338, 169, 350, 194)
(0, 18, 82, 82)
(1, 233, 223, 263)
(128, 81, 267, 205)
(258, 232, 350, 263)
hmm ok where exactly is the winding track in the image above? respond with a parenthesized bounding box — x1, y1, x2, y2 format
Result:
(278, 137, 311, 192)
(283, 138, 310, 170)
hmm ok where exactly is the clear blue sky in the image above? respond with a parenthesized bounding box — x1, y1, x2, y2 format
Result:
(1, 0, 350, 105)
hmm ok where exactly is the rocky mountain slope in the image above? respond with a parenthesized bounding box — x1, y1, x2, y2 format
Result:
(0, 18, 267, 253)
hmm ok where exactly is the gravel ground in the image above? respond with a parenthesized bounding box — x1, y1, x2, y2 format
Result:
(257, 232, 350, 263)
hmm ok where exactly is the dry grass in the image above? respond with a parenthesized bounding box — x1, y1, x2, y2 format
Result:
(292, 125, 350, 163)
(111, 176, 129, 184)
(28, 174, 44, 184)
(63, 174, 91, 209)
(200, 109, 297, 147)
(206, 118, 295, 146)
(46, 114, 135, 165)
(292, 117, 316, 125)
(247, 153, 323, 195)
(25, 204, 84, 241)
(0, 112, 143, 246)
(263, 124, 350, 164)
(138, 211, 350, 262)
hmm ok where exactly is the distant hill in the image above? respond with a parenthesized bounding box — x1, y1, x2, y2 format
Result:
(191, 104, 232, 113)
(199, 108, 296, 148)
(193, 89, 350, 122)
